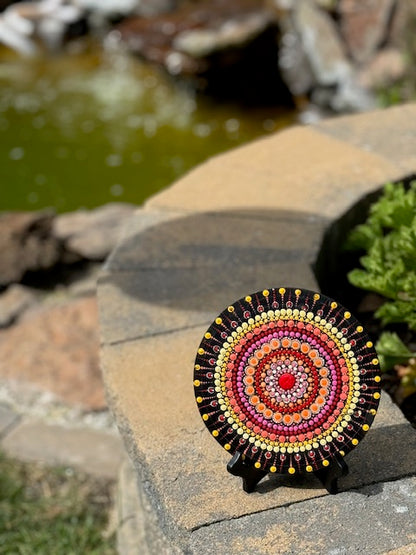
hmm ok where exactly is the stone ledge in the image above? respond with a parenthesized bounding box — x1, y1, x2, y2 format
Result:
(102, 320, 416, 542)
(315, 103, 416, 175)
(98, 105, 416, 553)
(189, 477, 416, 555)
(99, 209, 323, 345)
(145, 121, 405, 217)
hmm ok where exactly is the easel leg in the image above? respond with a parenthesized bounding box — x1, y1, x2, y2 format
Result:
(227, 451, 268, 493)
(314, 455, 349, 494)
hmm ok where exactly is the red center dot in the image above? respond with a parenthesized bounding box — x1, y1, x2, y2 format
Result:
(278, 373, 296, 390)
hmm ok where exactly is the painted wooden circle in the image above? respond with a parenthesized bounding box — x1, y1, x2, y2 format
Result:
(194, 287, 381, 474)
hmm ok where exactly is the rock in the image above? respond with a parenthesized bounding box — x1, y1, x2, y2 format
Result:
(54, 203, 136, 261)
(117, 0, 293, 104)
(0, 403, 19, 438)
(133, 0, 178, 17)
(67, 263, 101, 297)
(278, 17, 315, 96)
(172, 12, 272, 58)
(388, 0, 416, 48)
(0, 0, 84, 54)
(0, 296, 105, 411)
(279, 0, 373, 111)
(311, 72, 375, 112)
(0, 211, 61, 288)
(295, 0, 350, 86)
(339, 0, 396, 64)
(0, 284, 38, 328)
(0, 1, 21, 12)
(77, 0, 140, 17)
(2, 420, 124, 478)
(358, 47, 406, 89)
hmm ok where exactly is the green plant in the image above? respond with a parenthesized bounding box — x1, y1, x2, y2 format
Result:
(346, 181, 416, 330)
(376, 332, 416, 396)
(346, 181, 416, 382)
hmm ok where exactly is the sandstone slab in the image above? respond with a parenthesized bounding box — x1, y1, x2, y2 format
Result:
(0, 296, 105, 410)
(2, 420, 124, 479)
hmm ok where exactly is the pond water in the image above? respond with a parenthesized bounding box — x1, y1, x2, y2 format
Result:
(0, 41, 296, 213)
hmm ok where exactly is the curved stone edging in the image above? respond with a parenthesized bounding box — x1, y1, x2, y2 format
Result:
(98, 104, 416, 554)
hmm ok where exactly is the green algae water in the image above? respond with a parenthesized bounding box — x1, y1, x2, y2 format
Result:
(0, 42, 295, 212)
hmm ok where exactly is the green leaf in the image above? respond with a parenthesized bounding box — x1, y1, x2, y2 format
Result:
(346, 180, 416, 330)
(376, 331, 415, 371)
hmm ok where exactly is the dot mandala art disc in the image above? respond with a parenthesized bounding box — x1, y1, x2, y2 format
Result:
(194, 288, 381, 474)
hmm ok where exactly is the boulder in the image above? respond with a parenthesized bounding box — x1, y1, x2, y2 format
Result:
(0, 284, 38, 328)
(0, 296, 105, 411)
(358, 47, 406, 89)
(0, 0, 22, 12)
(280, 0, 373, 112)
(294, 0, 350, 86)
(54, 203, 136, 261)
(117, 0, 293, 104)
(339, 0, 396, 64)
(0, 211, 61, 288)
(388, 0, 416, 47)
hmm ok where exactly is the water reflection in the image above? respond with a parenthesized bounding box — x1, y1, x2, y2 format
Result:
(0, 41, 296, 212)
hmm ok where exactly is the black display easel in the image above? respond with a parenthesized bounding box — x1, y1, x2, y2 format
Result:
(227, 450, 349, 494)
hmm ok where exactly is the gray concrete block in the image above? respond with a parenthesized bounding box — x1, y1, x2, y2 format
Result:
(189, 477, 416, 554)
(104, 209, 327, 272)
(98, 210, 324, 344)
(103, 316, 416, 541)
(99, 105, 416, 554)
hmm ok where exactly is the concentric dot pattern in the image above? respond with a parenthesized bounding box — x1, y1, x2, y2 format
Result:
(194, 288, 381, 474)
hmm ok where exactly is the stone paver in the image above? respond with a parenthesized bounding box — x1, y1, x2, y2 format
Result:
(386, 543, 416, 555)
(2, 419, 125, 479)
(145, 125, 401, 217)
(189, 477, 416, 555)
(99, 210, 323, 344)
(99, 105, 416, 552)
(103, 320, 416, 536)
(315, 103, 416, 175)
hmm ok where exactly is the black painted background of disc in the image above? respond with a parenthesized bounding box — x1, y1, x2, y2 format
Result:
(194, 287, 381, 475)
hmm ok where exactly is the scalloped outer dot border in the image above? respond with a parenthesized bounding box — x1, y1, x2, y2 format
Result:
(194, 287, 381, 475)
